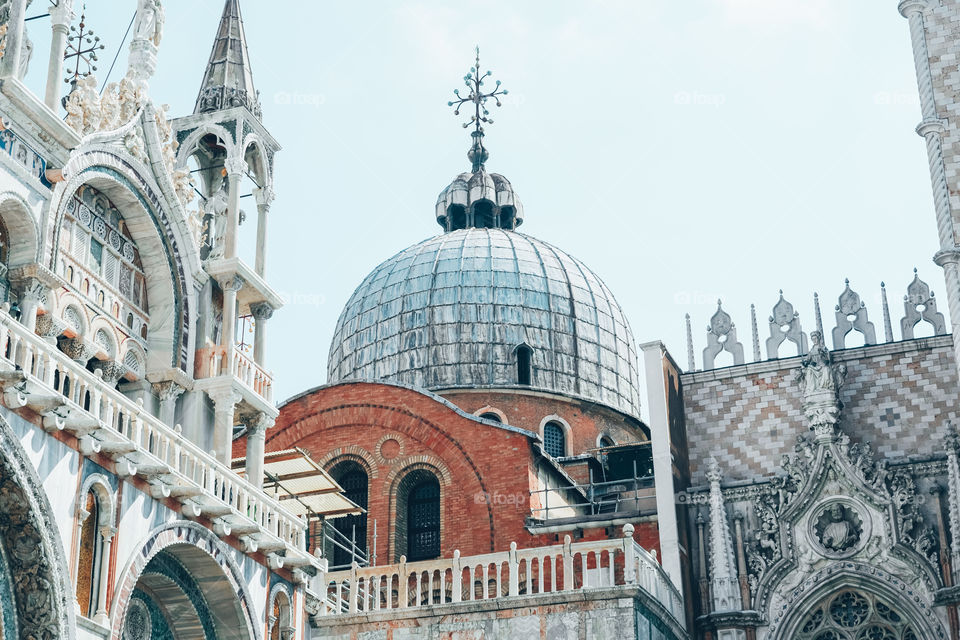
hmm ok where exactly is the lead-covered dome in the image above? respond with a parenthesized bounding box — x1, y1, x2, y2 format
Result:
(327, 228, 642, 417)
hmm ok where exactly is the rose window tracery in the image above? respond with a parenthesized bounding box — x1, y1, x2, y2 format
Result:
(797, 591, 918, 640)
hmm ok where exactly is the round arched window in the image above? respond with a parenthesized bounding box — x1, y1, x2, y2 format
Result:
(795, 590, 918, 640)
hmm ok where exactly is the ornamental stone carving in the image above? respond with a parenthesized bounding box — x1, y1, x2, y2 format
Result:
(832, 279, 877, 348)
(133, 0, 163, 47)
(766, 290, 807, 359)
(901, 268, 946, 338)
(123, 597, 152, 640)
(703, 300, 745, 369)
(795, 331, 846, 438)
(812, 502, 863, 555)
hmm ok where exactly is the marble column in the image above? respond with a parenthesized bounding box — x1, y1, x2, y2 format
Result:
(17, 278, 47, 332)
(152, 381, 185, 427)
(0, 0, 27, 78)
(210, 389, 239, 466)
(254, 186, 274, 277)
(72, 505, 90, 612)
(219, 275, 243, 374)
(45, 0, 73, 109)
(251, 302, 273, 367)
(243, 412, 273, 488)
(223, 157, 247, 260)
(92, 525, 116, 626)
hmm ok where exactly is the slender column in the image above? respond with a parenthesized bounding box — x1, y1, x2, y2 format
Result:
(243, 413, 273, 489)
(900, 1, 960, 376)
(218, 275, 243, 373)
(17, 278, 46, 332)
(210, 389, 239, 465)
(45, 0, 73, 109)
(254, 186, 274, 277)
(223, 157, 247, 260)
(732, 512, 751, 610)
(72, 506, 90, 612)
(92, 525, 116, 625)
(0, 0, 27, 77)
(251, 302, 273, 367)
(152, 381, 185, 426)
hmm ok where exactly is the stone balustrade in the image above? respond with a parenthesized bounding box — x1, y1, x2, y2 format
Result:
(195, 343, 273, 404)
(317, 524, 684, 629)
(0, 309, 313, 571)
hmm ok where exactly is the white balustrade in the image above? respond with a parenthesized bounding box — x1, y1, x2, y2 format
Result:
(319, 526, 684, 629)
(232, 345, 273, 402)
(0, 311, 307, 560)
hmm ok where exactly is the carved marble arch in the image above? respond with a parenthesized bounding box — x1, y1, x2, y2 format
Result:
(176, 127, 233, 199)
(47, 162, 195, 375)
(0, 191, 40, 270)
(267, 584, 293, 640)
(0, 413, 76, 639)
(242, 137, 270, 191)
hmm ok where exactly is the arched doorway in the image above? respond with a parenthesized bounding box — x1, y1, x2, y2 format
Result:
(114, 523, 259, 640)
(329, 460, 368, 569)
(0, 415, 75, 639)
(794, 590, 919, 640)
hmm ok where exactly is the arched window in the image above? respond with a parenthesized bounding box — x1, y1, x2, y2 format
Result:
(479, 412, 502, 423)
(598, 435, 614, 448)
(407, 478, 441, 561)
(516, 344, 532, 386)
(61, 185, 149, 342)
(795, 590, 918, 640)
(76, 490, 102, 618)
(330, 461, 368, 569)
(544, 421, 566, 458)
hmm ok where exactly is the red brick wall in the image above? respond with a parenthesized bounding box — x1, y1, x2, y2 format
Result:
(261, 382, 661, 564)
(439, 389, 649, 456)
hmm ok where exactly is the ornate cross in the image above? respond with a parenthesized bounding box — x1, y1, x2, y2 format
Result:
(63, 9, 104, 86)
(448, 47, 509, 172)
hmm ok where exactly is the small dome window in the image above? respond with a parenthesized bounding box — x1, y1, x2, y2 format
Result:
(516, 344, 532, 386)
(544, 421, 566, 458)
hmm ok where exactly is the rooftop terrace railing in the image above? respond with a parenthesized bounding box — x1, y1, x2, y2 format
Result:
(318, 525, 684, 630)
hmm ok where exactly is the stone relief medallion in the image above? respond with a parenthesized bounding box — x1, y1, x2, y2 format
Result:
(810, 500, 866, 558)
(123, 598, 152, 640)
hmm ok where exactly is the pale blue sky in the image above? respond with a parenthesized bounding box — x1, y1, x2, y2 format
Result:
(24, 1, 939, 411)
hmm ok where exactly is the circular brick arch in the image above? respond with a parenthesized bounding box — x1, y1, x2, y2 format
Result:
(268, 399, 497, 554)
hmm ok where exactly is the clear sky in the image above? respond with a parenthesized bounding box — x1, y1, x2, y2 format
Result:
(23, 1, 940, 414)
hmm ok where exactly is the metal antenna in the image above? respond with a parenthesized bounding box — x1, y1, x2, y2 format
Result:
(448, 46, 509, 172)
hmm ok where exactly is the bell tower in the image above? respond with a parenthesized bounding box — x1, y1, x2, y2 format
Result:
(170, 0, 282, 481)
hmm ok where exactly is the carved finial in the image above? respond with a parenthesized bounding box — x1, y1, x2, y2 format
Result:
(685, 313, 695, 371)
(448, 47, 509, 172)
(902, 268, 947, 338)
(703, 300, 745, 369)
(767, 290, 807, 359)
(814, 292, 824, 337)
(706, 457, 722, 483)
(880, 281, 894, 343)
(833, 279, 877, 349)
(750, 304, 761, 362)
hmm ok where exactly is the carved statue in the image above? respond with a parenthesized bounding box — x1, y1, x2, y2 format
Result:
(795, 331, 847, 436)
(64, 91, 84, 133)
(133, 0, 164, 46)
(78, 75, 101, 133)
(204, 183, 229, 259)
(819, 504, 854, 551)
(118, 71, 145, 123)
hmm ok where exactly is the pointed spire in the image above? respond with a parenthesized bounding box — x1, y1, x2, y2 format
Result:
(750, 303, 761, 362)
(685, 313, 695, 371)
(881, 281, 894, 343)
(195, 0, 262, 119)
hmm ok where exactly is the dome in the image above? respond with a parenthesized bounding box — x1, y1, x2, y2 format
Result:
(327, 228, 643, 417)
(435, 170, 524, 231)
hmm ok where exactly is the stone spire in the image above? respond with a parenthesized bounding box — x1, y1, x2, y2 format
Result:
(706, 458, 741, 613)
(194, 0, 261, 119)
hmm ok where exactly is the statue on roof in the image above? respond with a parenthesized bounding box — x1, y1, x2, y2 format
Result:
(134, 0, 164, 47)
(795, 330, 847, 438)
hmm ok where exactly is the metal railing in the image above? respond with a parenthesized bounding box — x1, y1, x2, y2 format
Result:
(530, 461, 656, 521)
(318, 525, 684, 630)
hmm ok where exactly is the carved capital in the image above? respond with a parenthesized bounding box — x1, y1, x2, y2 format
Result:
(49, 0, 75, 27)
(250, 302, 274, 321)
(254, 186, 275, 209)
(208, 388, 241, 409)
(152, 380, 186, 403)
(241, 412, 273, 438)
(18, 277, 48, 304)
(224, 156, 248, 176)
(34, 314, 66, 341)
(98, 525, 117, 542)
(218, 274, 244, 293)
(58, 337, 97, 365)
(91, 361, 127, 386)
(899, 0, 933, 17)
